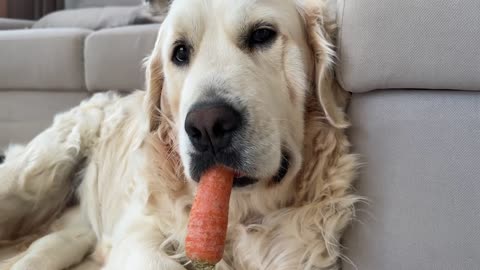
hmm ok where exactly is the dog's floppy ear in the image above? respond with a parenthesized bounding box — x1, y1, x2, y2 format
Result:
(299, 0, 349, 129)
(144, 48, 164, 132)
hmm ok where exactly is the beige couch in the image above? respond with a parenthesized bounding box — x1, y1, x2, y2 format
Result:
(0, 0, 159, 150)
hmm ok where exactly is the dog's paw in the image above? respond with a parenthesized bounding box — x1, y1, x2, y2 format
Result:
(8, 257, 46, 270)
(0, 260, 15, 270)
(103, 252, 187, 270)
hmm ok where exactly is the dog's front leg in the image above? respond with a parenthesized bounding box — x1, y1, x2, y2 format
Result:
(102, 230, 186, 270)
(0, 223, 95, 270)
(102, 208, 186, 270)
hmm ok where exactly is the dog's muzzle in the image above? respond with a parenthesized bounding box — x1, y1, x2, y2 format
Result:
(185, 100, 251, 186)
(185, 100, 290, 187)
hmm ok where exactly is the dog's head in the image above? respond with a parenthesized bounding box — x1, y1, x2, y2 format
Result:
(145, 0, 347, 190)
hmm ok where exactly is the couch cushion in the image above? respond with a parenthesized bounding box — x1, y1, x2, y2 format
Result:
(34, 7, 143, 30)
(344, 90, 480, 270)
(0, 18, 35, 30)
(0, 91, 90, 150)
(337, 0, 480, 92)
(84, 24, 159, 91)
(65, 0, 142, 9)
(0, 28, 92, 91)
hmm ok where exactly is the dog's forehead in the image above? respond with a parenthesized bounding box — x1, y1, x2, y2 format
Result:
(169, 0, 297, 15)
(166, 0, 302, 34)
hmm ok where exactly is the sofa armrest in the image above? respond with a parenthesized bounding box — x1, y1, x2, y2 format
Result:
(0, 18, 35, 30)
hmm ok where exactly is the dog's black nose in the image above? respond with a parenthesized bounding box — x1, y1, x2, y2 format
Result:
(185, 103, 242, 153)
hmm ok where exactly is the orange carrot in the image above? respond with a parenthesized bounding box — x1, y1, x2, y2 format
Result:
(186, 166, 235, 270)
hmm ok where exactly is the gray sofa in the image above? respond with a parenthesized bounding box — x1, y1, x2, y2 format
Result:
(0, 0, 159, 149)
(340, 0, 480, 269)
(1, 0, 480, 269)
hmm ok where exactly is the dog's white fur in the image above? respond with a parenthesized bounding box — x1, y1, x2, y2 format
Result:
(0, 0, 360, 269)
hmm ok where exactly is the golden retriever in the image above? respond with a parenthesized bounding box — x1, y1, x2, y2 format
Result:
(0, 0, 360, 269)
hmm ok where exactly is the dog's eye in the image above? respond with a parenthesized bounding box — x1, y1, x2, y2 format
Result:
(249, 27, 277, 47)
(172, 44, 190, 66)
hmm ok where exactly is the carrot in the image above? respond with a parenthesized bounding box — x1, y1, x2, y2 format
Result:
(186, 166, 235, 270)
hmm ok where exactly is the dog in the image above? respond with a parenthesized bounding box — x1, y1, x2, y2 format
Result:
(0, 0, 360, 269)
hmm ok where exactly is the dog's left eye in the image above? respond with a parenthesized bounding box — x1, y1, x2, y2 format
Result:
(249, 27, 277, 47)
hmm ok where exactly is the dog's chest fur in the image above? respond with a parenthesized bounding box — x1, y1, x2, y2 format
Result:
(77, 92, 357, 269)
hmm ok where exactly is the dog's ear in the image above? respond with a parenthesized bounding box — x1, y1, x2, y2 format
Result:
(299, 0, 349, 129)
(145, 49, 165, 132)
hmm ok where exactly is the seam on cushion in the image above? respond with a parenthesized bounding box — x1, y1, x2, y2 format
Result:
(335, 0, 348, 91)
(84, 33, 94, 91)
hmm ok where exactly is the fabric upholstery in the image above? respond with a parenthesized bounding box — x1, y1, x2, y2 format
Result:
(344, 90, 480, 270)
(0, 18, 35, 30)
(0, 28, 92, 91)
(0, 91, 90, 150)
(84, 24, 159, 91)
(336, 0, 480, 93)
(33, 7, 143, 30)
(64, 0, 142, 9)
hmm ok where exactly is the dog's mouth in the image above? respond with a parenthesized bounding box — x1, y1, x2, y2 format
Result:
(231, 152, 290, 188)
(232, 174, 258, 188)
(189, 149, 291, 188)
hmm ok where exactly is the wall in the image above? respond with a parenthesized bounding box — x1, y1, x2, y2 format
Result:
(5, 0, 63, 19)
(0, 0, 7, 17)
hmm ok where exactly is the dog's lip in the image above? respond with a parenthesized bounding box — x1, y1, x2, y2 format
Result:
(234, 171, 247, 178)
(231, 152, 290, 188)
(230, 170, 257, 187)
(233, 175, 258, 187)
(272, 152, 290, 183)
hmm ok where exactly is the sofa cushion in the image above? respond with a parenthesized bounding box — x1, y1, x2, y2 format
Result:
(344, 90, 480, 270)
(65, 0, 142, 9)
(337, 0, 480, 92)
(0, 28, 92, 91)
(0, 91, 90, 150)
(84, 24, 159, 91)
(34, 7, 143, 30)
(0, 18, 35, 30)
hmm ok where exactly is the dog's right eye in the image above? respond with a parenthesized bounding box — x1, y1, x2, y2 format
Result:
(172, 44, 190, 66)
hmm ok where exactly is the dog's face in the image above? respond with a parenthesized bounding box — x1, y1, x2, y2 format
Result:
(146, 0, 346, 189)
